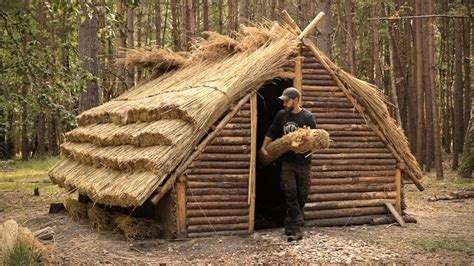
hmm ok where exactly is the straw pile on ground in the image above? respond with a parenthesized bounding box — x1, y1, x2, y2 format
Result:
(88, 205, 114, 231)
(113, 215, 162, 241)
(0, 220, 53, 263)
(63, 198, 88, 221)
(259, 127, 330, 167)
(49, 22, 299, 207)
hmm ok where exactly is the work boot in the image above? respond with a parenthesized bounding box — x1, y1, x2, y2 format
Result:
(287, 228, 303, 242)
(284, 227, 294, 236)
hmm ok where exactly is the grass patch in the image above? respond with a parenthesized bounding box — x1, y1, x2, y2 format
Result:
(3, 241, 38, 266)
(411, 236, 474, 252)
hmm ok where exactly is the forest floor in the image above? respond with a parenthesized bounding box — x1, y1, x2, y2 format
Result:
(0, 158, 473, 264)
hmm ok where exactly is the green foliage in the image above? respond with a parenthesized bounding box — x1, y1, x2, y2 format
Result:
(3, 241, 38, 266)
(411, 236, 474, 253)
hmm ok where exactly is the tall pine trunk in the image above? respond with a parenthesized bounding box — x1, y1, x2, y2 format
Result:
(453, 18, 464, 170)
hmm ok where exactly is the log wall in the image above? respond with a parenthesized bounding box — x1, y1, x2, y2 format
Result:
(301, 46, 397, 225)
(184, 99, 253, 237)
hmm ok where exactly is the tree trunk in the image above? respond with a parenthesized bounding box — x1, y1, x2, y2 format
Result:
(453, 18, 464, 170)
(0, 107, 6, 160)
(344, 0, 356, 74)
(171, 0, 180, 50)
(459, 112, 473, 178)
(126, 5, 134, 88)
(203, 0, 209, 31)
(462, 5, 471, 137)
(183, 0, 194, 50)
(422, 0, 434, 172)
(239, 0, 248, 25)
(36, 113, 46, 158)
(414, 0, 425, 166)
(115, 0, 127, 94)
(136, 7, 143, 81)
(48, 113, 59, 156)
(6, 113, 14, 158)
(78, 0, 100, 114)
(370, 2, 382, 89)
(155, 1, 161, 47)
(315, 0, 331, 56)
(217, 0, 223, 33)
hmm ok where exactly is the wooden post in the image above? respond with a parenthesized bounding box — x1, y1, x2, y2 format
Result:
(293, 46, 303, 94)
(385, 202, 406, 227)
(176, 176, 187, 238)
(248, 93, 257, 233)
(395, 168, 402, 213)
(298, 12, 325, 40)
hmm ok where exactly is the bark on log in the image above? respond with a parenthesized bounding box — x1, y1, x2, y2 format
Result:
(316, 119, 366, 124)
(203, 145, 250, 153)
(187, 223, 248, 233)
(234, 110, 251, 117)
(311, 170, 395, 178)
(304, 206, 387, 219)
(222, 123, 250, 129)
(311, 153, 393, 159)
(311, 112, 363, 118)
(187, 194, 247, 202)
(188, 181, 248, 189)
(187, 230, 249, 238)
(308, 191, 396, 202)
(259, 128, 330, 168)
(186, 187, 248, 196)
(305, 215, 387, 227)
(303, 96, 351, 103)
(305, 199, 396, 210)
(307, 108, 358, 113)
(310, 183, 396, 193)
(187, 215, 249, 226)
(329, 142, 386, 148)
(370, 215, 417, 225)
(230, 117, 251, 123)
(312, 158, 397, 165)
(187, 201, 249, 209)
(218, 129, 251, 136)
(318, 131, 376, 136)
(311, 176, 395, 185)
(302, 74, 334, 80)
(317, 125, 371, 131)
(315, 148, 391, 153)
(302, 62, 325, 69)
(197, 153, 250, 161)
(211, 137, 251, 145)
(302, 91, 347, 98)
(187, 208, 249, 217)
(190, 161, 250, 169)
(186, 174, 249, 182)
(329, 136, 381, 142)
(312, 164, 395, 171)
(302, 85, 341, 91)
(186, 168, 249, 175)
(303, 80, 337, 86)
(302, 68, 329, 74)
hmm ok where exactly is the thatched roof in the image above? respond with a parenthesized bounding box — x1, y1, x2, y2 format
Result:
(49, 23, 299, 207)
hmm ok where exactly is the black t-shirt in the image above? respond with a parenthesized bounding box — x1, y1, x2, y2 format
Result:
(266, 108, 317, 165)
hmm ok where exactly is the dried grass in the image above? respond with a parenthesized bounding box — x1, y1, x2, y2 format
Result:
(189, 31, 239, 62)
(88, 205, 114, 231)
(116, 48, 187, 72)
(64, 198, 88, 221)
(113, 215, 162, 241)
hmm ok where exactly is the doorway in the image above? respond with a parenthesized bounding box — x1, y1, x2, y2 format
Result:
(254, 78, 293, 230)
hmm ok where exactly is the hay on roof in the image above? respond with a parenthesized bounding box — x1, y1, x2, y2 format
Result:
(189, 31, 239, 61)
(115, 48, 187, 72)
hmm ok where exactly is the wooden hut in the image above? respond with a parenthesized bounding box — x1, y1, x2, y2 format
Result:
(49, 14, 424, 238)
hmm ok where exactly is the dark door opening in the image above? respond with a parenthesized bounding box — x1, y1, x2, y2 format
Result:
(254, 78, 293, 230)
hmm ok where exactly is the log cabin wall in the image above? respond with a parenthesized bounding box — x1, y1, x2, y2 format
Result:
(300, 45, 399, 226)
(183, 100, 252, 238)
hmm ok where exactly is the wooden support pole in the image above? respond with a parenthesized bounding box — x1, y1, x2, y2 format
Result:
(385, 202, 406, 227)
(298, 12, 326, 40)
(248, 93, 257, 233)
(293, 46, 303, 93)
(175, 178, 187, 238)
(395, 168, 402, 213)
(151, 94, 252, 205)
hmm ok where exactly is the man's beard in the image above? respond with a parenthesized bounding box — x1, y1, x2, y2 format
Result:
(284, 104, 294, 113)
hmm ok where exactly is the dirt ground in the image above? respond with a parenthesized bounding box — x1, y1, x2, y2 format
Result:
(1, 164, 473, 264)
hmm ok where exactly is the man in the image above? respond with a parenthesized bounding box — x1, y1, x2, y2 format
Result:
(261, 87, 316, 242)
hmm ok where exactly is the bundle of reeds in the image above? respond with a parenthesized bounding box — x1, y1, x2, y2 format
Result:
(64, 198, 88, 221)
(88, 205, 114, 231)
(116, 48, 188, 72)
(113, 215, 162, 240)
(190, 31, 239, 61)
(259, 127, 330, 167)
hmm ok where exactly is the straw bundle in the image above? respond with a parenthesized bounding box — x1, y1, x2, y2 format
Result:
(190, 31, 239, 61)
(113, 215, 162, 240)
(88, 205, 114, 231)
(64, 198, 89, 221)
(259, 128, 330, 167)
(115, 48, 187, 72)
(0, 220, 53, 262)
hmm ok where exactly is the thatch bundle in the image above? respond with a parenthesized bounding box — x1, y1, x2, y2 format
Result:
(259, 128, 330, 167)
(113, 215, 162, 241)
(88, 205, 114, 231)
(64, 198, 88, 221)
(190, 31, 239, 61)
(115, 48, 188, 72)
(0, 220, 53, 262)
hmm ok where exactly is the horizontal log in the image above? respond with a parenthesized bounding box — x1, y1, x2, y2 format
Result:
(303, 80, 337, 86)
(187, 201, 249, 210)
(187, 223, 249, 233)
(302, 85, 341, 92)
(186, 187, 248, 196)
(312, 164, 395, 172)
(305, 206, 388, 219)
(310, 183, 396, 193)
(190, 161, 250, 169)
(203, 145, 250, 154)
(302, 74, 333, 80)
(187, 208, 249, 218)
(230, 117, 251, 124)
(312, 153, 394, 159)
(223, 123, 250, 129)
(187, 230, 249, 238)
(234, 110, 251, 117)
(188, 215, 249, 226)
(370, 215, 417, 225)
(303, 96, 351, 103)
(302, 57, 321, 64)
(329, 136, 381, 142)
(186, 174, 249, 182)
(311, 176, 396, 185)
(305, 199, 396, 210)
(315, 148, 391, 153)
(329, 142, 386, 148)
(211, 137, 250, 145)
(188, 181, 248, 189)
(306, 107, 358, 113)
(312, 113, 363, 119)
(316, 124, 371, 131)
(312, 158, 397, 165)
(308, 191, 396, 202)
(305, 215, 387, 227)
(316, 118, 366, 124)
(322, 130, 375, 136)
(311, 170, 396, 178)
(219, 129, 251, 137)
(197, 153, 250, 161)
(306, 102, 354, 108)
(302, 68, 328, 75)
(186, 168, 249, 175)
(187, 194, 248, 202)
(302, 91, 347, 98)
(301, 63, 325, 69)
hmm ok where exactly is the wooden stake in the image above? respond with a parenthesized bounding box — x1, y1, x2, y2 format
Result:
(384, 202, 406, 227)
(151, 94, 252, 205)
(248, 93, 257, 233)
(395, 168, 402, 213)
(293, 48, 303, 93)
(298, 12, 325, 40)
(176, 178, 187, 238)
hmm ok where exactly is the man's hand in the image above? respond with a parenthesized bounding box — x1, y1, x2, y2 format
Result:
(260, 148, 269, 158)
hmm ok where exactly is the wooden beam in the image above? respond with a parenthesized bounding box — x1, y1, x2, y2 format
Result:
(395, 168, 402, 213)
(281, 10, 301, 34)
(293, 47, 302, 93)
(298, 12, 325, 40)
(176, 179, 187, 238)
(248, 93, 257, 233)
(384, 202, 406, 227)
(151, 94, 252, 205)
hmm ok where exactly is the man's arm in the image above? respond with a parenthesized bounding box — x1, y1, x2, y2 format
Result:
(261, 111, 283, 155)
(260, 136, 273, 157)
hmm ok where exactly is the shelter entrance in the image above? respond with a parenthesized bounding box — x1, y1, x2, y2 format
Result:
(254, 78, 293, 230)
